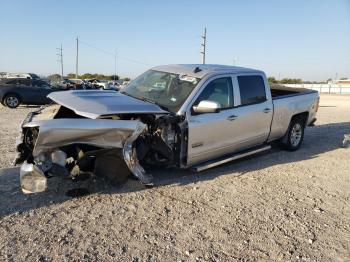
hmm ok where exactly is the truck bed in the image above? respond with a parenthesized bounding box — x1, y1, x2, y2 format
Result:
(270, 84, 316, 99)
(268, 86, 319, 142)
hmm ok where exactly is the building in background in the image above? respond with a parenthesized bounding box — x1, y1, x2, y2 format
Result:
(335, 79, 350, 85)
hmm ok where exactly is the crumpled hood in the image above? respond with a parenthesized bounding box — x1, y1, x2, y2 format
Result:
(48, 90, 168, 119)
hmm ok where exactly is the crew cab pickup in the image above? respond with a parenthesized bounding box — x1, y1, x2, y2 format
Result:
(15, 64, 319, 193)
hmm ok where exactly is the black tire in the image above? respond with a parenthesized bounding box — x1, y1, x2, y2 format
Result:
(3, 93, 21, 108)
(280, 117, 305, 151)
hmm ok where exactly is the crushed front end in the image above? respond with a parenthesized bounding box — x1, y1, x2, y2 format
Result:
(14, 105, 150, 193)
(14, 104, 185, 194)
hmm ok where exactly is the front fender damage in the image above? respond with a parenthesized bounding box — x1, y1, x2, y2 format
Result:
(18, 118, 151, 193)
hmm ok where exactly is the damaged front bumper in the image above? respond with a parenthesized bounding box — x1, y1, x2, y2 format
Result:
(15, 107, 152, 193)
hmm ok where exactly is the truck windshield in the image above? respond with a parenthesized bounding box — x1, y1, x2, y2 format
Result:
(121, 70, 200, 113)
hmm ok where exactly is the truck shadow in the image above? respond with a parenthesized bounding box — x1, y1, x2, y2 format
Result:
(0, 121, 349, 217)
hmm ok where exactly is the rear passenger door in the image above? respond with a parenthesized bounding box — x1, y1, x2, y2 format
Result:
(30, 80, 54, 104)
(230, 74, 273, 149)
(15, 79, 32, 102)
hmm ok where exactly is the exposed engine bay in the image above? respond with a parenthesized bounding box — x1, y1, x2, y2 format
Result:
(15, 104, 187, 194)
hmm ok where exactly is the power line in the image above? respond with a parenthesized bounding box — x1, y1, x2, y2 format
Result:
(78, 39, 154, 66)
(79, 39, 115, 56)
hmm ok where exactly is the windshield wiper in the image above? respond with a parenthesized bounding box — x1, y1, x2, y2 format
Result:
(120, 91, 169, 111)
(139, 97, 170, 111)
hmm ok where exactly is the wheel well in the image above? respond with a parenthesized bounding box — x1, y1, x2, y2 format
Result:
(3, 92, 21, 103)
(291, 112, 309, 127)
(280, 112, 309, 144)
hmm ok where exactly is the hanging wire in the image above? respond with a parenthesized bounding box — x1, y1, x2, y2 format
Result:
(79, 39, 154, 66)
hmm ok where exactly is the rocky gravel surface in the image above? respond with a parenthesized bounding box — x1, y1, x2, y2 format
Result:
(0, 95, 349, 261)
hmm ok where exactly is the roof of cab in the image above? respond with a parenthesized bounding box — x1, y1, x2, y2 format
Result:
(151, 64, 263, 78)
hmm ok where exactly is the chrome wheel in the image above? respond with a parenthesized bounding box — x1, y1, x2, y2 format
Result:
(5, 96, 19, 108)
(290, 123, 302, 147)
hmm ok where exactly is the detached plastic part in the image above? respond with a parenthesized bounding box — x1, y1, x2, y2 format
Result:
(51, 150, 67, 166)
(343, 134, 350, 148)
(20, 162, 47, 194)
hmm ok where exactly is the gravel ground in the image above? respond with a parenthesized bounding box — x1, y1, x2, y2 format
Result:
(0, 94, 349, 261)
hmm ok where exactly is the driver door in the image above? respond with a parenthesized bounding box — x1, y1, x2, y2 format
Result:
(187, 76, 240, 165)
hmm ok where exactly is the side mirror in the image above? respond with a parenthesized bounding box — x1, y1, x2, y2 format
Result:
(192, 100, 221, 114)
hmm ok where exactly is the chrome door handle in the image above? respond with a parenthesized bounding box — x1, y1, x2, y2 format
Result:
(227, 115, 238, 121)
(263, 108, 271, 113)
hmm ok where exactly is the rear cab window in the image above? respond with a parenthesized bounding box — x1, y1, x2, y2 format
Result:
(19, 79, 31, 86)
(237, 75, 266, 105)
(5, 79, 19, 85)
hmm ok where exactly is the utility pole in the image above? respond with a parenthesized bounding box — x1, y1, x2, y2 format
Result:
(114, 49, 117, 82)
(232, 57, 238, 66)
(56, 44, 63, 80)
(201, 27, 206, 64)
(76, 36, 79, 79)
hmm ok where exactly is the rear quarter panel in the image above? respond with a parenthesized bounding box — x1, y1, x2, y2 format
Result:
(268, 92, 319, 142)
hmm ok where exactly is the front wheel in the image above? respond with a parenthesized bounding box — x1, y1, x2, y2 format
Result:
(4, 94, 20, 108)
(281, 118, 305, 151)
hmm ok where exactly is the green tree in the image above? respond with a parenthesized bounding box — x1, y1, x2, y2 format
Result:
(268, 76, 278, 84)
(80, 73, 94, 79)
(47, 74, 62, 81)
(280, 78, 302, 84)
(66, 73, 76, 79)
(109, 75, 119, 81)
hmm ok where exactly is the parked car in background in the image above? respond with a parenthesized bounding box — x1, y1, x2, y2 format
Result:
(54, 79, 95, 90)
(14, 64, 320, 193)
(0, 78, 65, 108)
(55, 79, 76, 90)
(87, 79, 110, 89)
(68, 79, 87, 89)
(1, 72, 41, 80)
(106, 80, 123, 91)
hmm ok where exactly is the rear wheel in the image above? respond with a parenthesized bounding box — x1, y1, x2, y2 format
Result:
(4, 94, 20, 108)
(281, 117, 305, 151)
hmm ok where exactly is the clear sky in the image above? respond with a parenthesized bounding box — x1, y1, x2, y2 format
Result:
(1, 0, 349, 81)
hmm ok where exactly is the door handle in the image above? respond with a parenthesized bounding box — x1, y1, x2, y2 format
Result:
(263, 108, 271, 113)
(227, 115, 238, 121)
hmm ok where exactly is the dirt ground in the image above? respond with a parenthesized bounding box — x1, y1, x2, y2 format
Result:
(0, 94, 349, 261)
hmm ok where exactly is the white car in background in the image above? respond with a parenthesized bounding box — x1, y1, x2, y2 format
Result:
(1, 72, 40, 80)
(87, 79, 110, 89)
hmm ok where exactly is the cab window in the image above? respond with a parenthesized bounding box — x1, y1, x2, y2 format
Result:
(237, 75, 266, 105)
(6, 79, 19, 85)
(194, 77, 233, 109)
(32, 80, 51, 89)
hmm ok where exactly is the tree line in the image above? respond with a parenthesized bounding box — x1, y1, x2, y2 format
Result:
(268, 77, 331, 84)
(268, 77, 303, 84)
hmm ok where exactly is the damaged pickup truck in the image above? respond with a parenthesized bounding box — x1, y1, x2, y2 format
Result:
(14, 64, 319, 193)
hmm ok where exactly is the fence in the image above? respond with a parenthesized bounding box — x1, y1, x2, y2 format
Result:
(283, 84, 350, 94)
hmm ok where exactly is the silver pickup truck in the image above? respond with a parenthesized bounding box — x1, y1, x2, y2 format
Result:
(15, 64, 319, 193)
